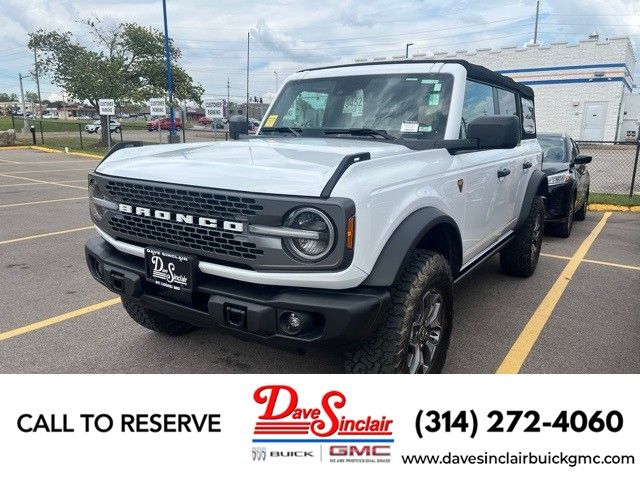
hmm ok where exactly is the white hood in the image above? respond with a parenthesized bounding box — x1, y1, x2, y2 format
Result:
(95, 137, 410, 196)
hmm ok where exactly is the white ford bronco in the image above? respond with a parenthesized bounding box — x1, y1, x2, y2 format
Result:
(85, 60, 546, 373)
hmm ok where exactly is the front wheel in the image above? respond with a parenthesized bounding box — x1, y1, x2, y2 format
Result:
(344, 250, 454, 374)
(500, 195, 544, 277)
(575, 188, 588, 221)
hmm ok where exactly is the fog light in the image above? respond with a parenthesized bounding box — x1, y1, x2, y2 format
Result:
(279, 311, 315, 336)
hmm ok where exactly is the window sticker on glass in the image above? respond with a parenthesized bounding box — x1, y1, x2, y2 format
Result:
(405, 77, 418, 81)
(433, 83, 442, 92)
(428, 94, 440, 106)
(418, 125, 433, 133)
(342, 89, 363, 117)
(400, 121, 419, 133)
(421, 79, 439, 84)
(264, 115, 278, 128)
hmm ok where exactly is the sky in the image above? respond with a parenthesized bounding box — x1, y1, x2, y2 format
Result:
(0, 0, 638, 105)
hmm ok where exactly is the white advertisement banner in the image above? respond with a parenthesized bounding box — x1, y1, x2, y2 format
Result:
(0, 375, 638, 479)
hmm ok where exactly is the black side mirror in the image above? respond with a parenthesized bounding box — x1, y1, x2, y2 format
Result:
(467, 115, 521, 149)
(574, 154, 592, 165)
(228, 114, 248, 140)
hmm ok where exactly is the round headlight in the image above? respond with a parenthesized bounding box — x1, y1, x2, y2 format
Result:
(284, 208, 335, 261)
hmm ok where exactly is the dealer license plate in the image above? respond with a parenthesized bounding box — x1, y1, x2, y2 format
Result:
(144, 247, 195, 293)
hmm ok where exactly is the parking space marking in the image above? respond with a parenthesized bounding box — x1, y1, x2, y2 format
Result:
(0, 182, 42, 187)
(541, 253, 640, 272)
(0, 226, 94, 245)
(5, 159, 99, 165)
(497, 212, 612, 374)
(0, 298, 121, 342)
(0, 196, 87, 208)
(0, 168, 90, 174)
(0, 174, 88, 190)
(0, 158, 20, 164)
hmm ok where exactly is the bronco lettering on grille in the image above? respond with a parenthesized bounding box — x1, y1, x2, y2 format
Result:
(118, 203, 244, 233)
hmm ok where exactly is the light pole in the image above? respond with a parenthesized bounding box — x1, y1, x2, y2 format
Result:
(161, 0, 178, 142)
(405, 43, 414, 59)
(18, 73, 30, 133)
(246, 31, 250, 128)
(274, 71, 279, 92)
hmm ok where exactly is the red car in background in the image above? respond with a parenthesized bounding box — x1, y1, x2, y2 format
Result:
(198, 116, 212, 125)
(146, 117, 183, 131)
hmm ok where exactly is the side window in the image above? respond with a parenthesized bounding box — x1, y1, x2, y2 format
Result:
(521, 97, 536, 135)
(497, 89, 517, 116)
(460, 80, 495, 138)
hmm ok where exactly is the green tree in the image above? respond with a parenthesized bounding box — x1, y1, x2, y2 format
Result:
(25, 91, 39, 108)
(0, 92, 18, 102)
(29, 18, 203, 145)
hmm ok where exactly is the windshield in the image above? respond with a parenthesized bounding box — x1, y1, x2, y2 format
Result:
(539, 136, 566, 164)
(262, 73, 453, 140)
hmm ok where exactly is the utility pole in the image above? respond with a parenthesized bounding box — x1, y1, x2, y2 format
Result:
(227, 76, 230, 106)
(61, 92, 66, 120)
(18, 73, 29, 133)
(274, 71, 279, 92)
(533, 0, 540, 45)
(161, 0, 178, 142)
(32, 45, 42, 118)
(405, 42, 414, 59)
(246, 31, 250, 127)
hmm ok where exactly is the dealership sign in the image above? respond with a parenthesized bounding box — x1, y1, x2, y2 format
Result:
(98, 99, 115, 116)
(149, 98, 166, 116)
(204, 99, 224, 119)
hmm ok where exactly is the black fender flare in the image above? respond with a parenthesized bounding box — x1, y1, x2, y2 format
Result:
(363, 207, 462, 287)
(516, 170, 548, 229)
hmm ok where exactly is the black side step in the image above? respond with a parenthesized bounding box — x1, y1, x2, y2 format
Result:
(454, 233, 514, 284)
(320, 152, 371, 199)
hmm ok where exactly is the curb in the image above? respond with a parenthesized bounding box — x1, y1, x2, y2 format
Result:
(588, 203, 640, 213)
(0, 145, 102, 160)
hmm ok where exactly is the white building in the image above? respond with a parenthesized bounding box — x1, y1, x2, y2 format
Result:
(419, 34, 637, 141)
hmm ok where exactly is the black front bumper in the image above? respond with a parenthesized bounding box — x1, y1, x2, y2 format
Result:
(85, 237, 390, 350)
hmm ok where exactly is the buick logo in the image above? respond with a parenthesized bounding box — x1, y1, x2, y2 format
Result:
(118, 203, 244, 233)
(252, 447, 267, 461)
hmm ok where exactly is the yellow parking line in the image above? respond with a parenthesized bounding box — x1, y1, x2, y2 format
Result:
(497, 212, 612, 374)
(0, 173, 88, 190)
(0, 226, 94, 245)
(0, 196, 87, 208)
(0, 298, 121, 342)
(541, 253, 640, 271)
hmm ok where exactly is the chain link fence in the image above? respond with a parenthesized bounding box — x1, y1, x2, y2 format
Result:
(8, 115, 230, 154)
(576, 141, 640, 201)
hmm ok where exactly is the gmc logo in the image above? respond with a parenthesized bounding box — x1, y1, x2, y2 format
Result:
(329, 445, 391, 457)
(118, 203, 244, 233)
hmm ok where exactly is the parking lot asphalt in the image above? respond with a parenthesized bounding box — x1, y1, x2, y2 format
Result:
(0, 148, 638, 374)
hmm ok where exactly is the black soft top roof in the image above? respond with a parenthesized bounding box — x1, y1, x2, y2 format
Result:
(298, 59, 535, 99)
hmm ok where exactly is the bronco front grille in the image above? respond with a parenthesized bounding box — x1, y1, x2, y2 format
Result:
(108, 214, 264, 260)
(104, 180, 264, 220)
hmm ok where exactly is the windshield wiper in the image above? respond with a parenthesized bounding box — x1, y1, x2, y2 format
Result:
(323, 128, 396, 140)
(260, 126, 301, 137)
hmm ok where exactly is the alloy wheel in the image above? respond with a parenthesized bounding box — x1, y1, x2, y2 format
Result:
(407, 289, 444, 374)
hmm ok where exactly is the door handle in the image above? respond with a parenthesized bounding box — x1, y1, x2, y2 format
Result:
(523, 160, 532, 169)
(497, 168, 511, 178)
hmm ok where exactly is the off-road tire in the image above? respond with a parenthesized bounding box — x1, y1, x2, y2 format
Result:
(500, 195, 544, 277)
(122, 297, 198, 336)
(575, 189, 588, 221)
(344, 250, 454, 374)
